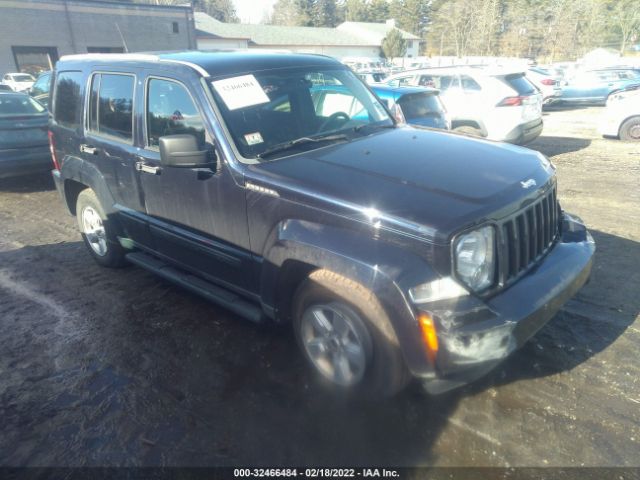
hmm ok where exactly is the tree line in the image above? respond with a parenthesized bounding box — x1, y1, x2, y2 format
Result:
(267, 0, 639, 61)
(92, 0, 640, 61)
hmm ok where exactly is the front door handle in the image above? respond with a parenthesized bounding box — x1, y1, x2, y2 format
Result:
(80, 144, 99, 155)
(136, 161, 161, 175)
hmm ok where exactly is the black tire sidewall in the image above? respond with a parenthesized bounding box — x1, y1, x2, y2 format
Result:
(292, 276, 409, 398)
(76, 189, 127, 268)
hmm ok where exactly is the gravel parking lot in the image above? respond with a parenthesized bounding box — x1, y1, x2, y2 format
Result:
(0, 106, 638, 468)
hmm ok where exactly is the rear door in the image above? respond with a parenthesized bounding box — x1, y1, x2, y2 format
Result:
(82, 70, 151, 245)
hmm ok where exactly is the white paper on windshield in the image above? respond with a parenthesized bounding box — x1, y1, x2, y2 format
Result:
(212, 74, 270, 110)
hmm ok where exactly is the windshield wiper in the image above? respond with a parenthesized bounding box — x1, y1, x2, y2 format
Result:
(353, 123, 396, 133)
(257, 134, 349, 159)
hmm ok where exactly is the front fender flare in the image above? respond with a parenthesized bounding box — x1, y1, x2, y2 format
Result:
(261, 219, 440, 375)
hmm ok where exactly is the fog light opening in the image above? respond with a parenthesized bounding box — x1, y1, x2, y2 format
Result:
(419, 313, 439, 365)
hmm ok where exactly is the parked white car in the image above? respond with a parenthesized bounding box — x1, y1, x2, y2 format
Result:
(599, 88, 640, 141)
(383, 66, 543, 144)
(1, 72, 36, 92)
(527, 67, 562, 104)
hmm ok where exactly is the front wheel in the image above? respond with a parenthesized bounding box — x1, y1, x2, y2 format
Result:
(619, 116, 640, 142)
(76, 188, 127, 267)
(292, 270, 410, 398)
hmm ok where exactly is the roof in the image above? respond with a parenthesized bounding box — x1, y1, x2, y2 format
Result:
(337, 22, 420, 42)
(195, 12, 418, 47)
(370, 85, 438, 98)
(58, 51, 344, 79)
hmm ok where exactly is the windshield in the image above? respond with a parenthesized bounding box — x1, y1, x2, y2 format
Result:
(0, 94, 46, 115)
(397, 93, 445, 120)
(12, 74, 34, 82)
(209, 66, 393, 160)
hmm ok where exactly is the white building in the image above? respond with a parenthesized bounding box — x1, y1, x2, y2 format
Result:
(194, 12, 421, 61)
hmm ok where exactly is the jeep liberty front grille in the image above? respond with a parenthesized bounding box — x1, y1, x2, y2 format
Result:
(498, 184, 560, 286)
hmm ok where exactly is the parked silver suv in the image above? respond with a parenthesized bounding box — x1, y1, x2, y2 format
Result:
(384, 66, 543, 144)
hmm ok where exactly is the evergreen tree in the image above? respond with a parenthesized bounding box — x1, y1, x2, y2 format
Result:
(381, 27, 407, 58)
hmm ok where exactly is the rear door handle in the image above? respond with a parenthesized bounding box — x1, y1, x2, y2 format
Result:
(136, 161, 161, 175)
(80, 144, 99, 155)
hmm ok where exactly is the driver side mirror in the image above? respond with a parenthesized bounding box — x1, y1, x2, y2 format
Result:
(159, 134, 214, 169)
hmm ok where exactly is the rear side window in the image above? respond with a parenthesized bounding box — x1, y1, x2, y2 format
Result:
(503, 74, 536, 95)
(397, 93, 445, 120)
(54, 71, 83, 129)
(146, 78, 205, 148)
(461, 75, 481, 91)
(88, 73, 134, 142)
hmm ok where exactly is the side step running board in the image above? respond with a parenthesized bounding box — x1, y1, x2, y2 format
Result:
(126, 251, 263, 324)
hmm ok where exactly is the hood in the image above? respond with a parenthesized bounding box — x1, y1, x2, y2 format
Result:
(250, 127, 554, 243)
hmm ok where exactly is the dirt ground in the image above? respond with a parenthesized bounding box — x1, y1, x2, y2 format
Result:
(0, 106, 638, 468)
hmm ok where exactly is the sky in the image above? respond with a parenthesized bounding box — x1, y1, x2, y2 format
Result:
(232, 0, 277, 24)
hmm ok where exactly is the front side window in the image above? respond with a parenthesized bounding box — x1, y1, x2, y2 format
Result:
(88, 73, 134, 142)
(53, 71, 83, 129)
(419, 75, 459, 91)
(209, 67, 392, 160)
(31, 73, 51, 96)
(146, 78, 206, 148)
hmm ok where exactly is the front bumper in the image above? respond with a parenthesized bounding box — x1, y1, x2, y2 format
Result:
(0, 145, 51, 178)
(414, 212, 594, 394)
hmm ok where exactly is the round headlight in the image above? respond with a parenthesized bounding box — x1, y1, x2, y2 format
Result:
(454, 226, 495, 292)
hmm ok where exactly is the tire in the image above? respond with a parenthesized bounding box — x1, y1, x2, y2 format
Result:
(619, 116, 640, 142)
(76, 188, 127, 268)
(292, 269, 410, 398)
(453, 125, 483, 137)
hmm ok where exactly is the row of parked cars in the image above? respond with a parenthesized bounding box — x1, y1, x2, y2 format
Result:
(3, 60, 640, 181)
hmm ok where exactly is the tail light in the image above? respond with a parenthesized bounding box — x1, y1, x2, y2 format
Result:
(48, 130, 60, 171)
(541, 79, 556, 86)
(391, 103, 406, 124)
(497, 96, 524, 107)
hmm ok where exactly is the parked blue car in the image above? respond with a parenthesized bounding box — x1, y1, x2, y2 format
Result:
(558, 69, 640, 105)
(310, 84, 449, 130)
(370, 85, 450, 130)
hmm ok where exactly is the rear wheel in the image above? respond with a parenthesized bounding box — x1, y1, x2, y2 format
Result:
(76, 189, 127, 267)
(292, 270, 410, 398)
(619, 116, 640, 142)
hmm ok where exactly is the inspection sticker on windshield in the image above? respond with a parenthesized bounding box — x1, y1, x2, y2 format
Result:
(212, 74, 270, 110)
(244, 132, 264, 145)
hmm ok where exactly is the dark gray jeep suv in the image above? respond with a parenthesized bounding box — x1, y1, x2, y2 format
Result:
(49, 51, 594, 397)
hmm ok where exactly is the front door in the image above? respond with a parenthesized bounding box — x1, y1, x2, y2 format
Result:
(134, 74, 256, 294)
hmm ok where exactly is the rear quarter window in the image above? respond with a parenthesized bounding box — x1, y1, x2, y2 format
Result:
(53, 71, 84, 129)
(502, 73, 536, 95)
